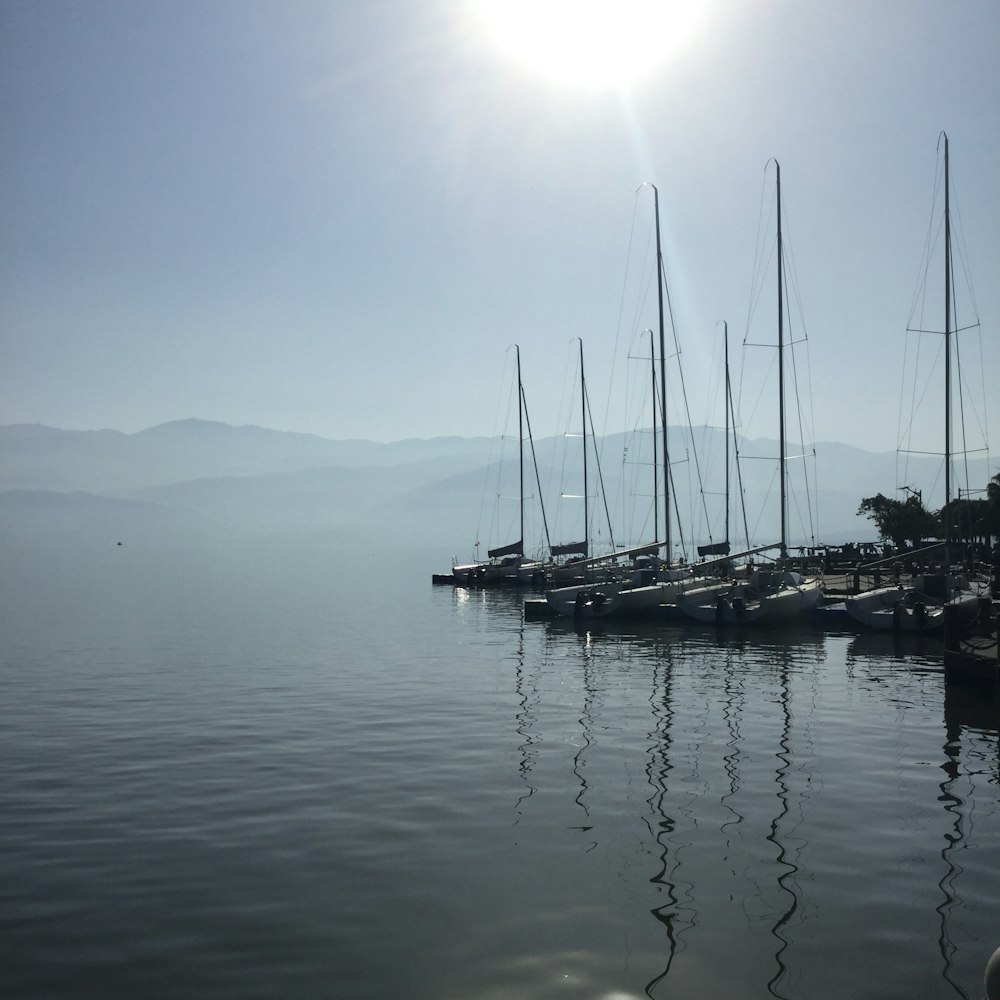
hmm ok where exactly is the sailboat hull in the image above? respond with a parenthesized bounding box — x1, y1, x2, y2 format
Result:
(545, 579, 691, 619)
(678, 573, 823, 626)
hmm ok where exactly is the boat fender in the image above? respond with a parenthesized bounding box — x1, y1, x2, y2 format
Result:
(715, 594, 726, 625)
(733, 596, 746, 622)
(913, 597, 925, 628)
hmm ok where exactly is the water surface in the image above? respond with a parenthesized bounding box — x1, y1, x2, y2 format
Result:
(1, 540, 997, 999)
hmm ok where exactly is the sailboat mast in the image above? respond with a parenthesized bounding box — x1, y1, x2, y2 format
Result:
(650, 329, 658, 545)
(776, 161, 787, 560)
(517, 344, 524, 554)
(652, 184, 670, 562)
(579, 339, 589, 558)
(943, 133, 952, 548)
(724, 321, 730, 552)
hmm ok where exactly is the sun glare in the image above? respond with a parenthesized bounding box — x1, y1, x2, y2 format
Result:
(473, 0, 706, 90)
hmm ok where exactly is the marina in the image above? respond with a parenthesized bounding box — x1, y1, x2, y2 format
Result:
(436, 134, 998, 695)
(5, 3, 1000, 998)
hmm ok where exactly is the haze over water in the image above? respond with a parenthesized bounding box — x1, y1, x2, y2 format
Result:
(1, 538, 997, 999)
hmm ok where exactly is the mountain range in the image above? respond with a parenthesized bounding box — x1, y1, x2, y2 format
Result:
(2, 419, 993, 556)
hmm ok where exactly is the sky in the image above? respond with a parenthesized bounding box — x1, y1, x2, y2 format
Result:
(1, 0, 998, 461)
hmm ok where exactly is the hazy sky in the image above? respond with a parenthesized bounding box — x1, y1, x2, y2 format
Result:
(2, 0, 998, 456)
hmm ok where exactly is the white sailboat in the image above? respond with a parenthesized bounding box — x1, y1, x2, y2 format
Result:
(544, 339, 597, 586)
(545, 186, 699, 619)
(679, 161, 823, 626)
(452, 344, 544, 586)
(844, 134, 986, 631)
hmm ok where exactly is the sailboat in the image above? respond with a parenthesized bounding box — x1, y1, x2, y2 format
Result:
(544, 339, 665, 616)
(679, 161, 823, 626)
(545, 187, 697, 619)
(844, 133, 985, 632)
(451, 344, 544, 586)
(545, 339, 596, 587)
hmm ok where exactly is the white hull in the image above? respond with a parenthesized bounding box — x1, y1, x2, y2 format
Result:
(545, 578, 692, 619)
(678, 572, 823, 626)
(452, 557, 543, 587)
(844, 577, 984, 632)
(843, 585, 942, 632)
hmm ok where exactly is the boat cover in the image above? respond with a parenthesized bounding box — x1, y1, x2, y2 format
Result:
(550, 540, 588, 557)
(488, 539, 523, 559)
(698, 541, 731, 557)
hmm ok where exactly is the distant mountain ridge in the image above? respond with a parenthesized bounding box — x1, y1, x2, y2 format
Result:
(0, 420, 496, 493)
(1, 419, 993, 550)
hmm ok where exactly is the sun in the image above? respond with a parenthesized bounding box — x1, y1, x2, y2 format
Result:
(472, 0, 706, 91)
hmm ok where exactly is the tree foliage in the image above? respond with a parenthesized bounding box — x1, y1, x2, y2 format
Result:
(988, 472, 1000, 539)
(857, 493, 940, 549)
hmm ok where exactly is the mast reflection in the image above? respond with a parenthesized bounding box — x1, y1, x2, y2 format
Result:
(766, 657, 800, 1000)
(720, 639, 746, 860)
(569, 631, 598, 850)
(936, 707, 970, 999)
(512, 617, 538, 821)
(643, 642, 686, 997)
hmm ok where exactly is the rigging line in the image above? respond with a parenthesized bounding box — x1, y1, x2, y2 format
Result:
(741, 348, 779, 438)
(633, 333, 659, 545)
(951, 264, 971, 499)
(788, 476, 810, 548)
(585, 380, 616, 553)
(743, 337, 806, 347)
(910, 337, 947, 436)
(602, 193, 642, 445)
(492, 357, 521, 548)
(475, 349, 516, 551)
(666, 449, 688, 560)
(811, 448, 819, 548)
(618, 340, 657, 552)
(749, 463, 780, 544)
(699, 335, 725, 489)
(908, 215, 944, 338)
(803, 324, 819, 515)
(907, 322, 981, 336)
(745, 167, 775, 337)
(785, 290, 816, 542)
(745, 240, 777, 338)
(737, 338, 748, 446)
(907, 151, 945, 326)
(971, 331, 991, 463)
(895, 326, 909, 498)
(948, 160, 982, 319)
(617, 357, 638, 543)
(522, 381, 552, 554)
(790, 366, 817, 543)
(781, 236, 819, 454)
(898, 326, 930, 493)
(553, 349, 579, 545)
(662, 305, 713, 547)
(896, 330, 944, 491)
(728, 359, 752, 550)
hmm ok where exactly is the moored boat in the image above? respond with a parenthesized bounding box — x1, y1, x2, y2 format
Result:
(678, 569, 823, 626)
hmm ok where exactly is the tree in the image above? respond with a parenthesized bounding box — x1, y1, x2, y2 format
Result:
(857, 493, 940, 549)
(987, 471, 1000, 543)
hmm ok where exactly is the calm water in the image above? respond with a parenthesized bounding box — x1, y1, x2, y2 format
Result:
(1, 539, 998, 999)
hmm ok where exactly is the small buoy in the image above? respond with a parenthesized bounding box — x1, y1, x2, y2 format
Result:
(116, 541, 123, 546)
(986, 945, 1000, 1000)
